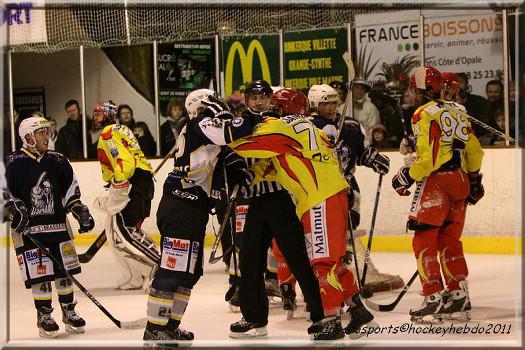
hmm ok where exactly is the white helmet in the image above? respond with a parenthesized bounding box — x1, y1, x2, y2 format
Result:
(19, 117, 49, 149)
(185, 89, 216, 118)
(307, 84, 339, 109)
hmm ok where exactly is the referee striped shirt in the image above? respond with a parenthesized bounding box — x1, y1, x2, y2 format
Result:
(243, 157, 283, 198)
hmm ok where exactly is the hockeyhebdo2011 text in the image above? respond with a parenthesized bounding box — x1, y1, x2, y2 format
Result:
(351, 322, 512, 337)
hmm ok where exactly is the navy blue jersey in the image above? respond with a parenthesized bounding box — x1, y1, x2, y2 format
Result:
(308, 115, 366, 179)
(6, 149, 81, 243)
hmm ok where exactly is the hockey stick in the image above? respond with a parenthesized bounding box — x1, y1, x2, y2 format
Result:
(78, 230, 107, 263)
(364, 270, 419, 312)
(360, 173, 383, 288)
(336, 51, 355, 144)
(152, 143, 178, 177)
(79, 151, 176, 264)
(209, 184, 240, 264)
(26, 234, 147, 329)
(422, 95, 515, 142)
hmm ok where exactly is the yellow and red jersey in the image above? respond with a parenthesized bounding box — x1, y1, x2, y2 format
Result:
(97, 124, 153, 182)
(410, 100, 483, 181)
(228, 114, 348, 218)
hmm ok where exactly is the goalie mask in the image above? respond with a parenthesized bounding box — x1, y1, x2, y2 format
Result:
(185, 89, 216, 119)
(307, 84, 339, 110)
(271, 88, 308, 115)
(19, 116, 50, 151)
(92, 101, 117, 131)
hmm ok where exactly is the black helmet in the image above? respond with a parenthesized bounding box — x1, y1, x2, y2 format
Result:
(244, 80, 273, 99)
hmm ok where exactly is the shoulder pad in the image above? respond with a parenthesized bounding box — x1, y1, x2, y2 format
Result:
(343, 118, 361, 131)
(46, 151, 68, 164)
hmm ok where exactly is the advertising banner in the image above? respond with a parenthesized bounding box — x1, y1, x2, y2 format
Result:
(157, 39, 214, 116)
(283, 27, 348, 94)
(221, 34, 280, 98)
(5, 1, 48, 45)
(355, 10, 503, 96)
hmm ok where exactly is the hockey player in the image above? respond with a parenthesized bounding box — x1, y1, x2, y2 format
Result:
(200, 86, 378, 339)
(143, 89, 255, 340)
(224, 81, 325, 339)
(92, 102, 159, 290)
(6, 116, 94, 337)
(392, 66, 484, 323)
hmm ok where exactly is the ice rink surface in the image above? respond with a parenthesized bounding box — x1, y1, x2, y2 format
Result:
(6, 246, 523, 347)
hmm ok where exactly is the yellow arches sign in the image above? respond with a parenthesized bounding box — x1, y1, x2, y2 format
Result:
(222, 36, 279, 97)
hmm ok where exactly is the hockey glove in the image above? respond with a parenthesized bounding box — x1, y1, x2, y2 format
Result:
(359, 147, 390, 175)
(5, 197, 29, 234)
(69, 202, 95, 233)
(392, 166, 414, 196)
(466, 172, 484, 205)
(97, 180, 132, 215)
(201, 95, 234, 120)
(230, 168, 255, 189)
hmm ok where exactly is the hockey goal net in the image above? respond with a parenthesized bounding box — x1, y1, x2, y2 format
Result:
(350, 230, 405, 293)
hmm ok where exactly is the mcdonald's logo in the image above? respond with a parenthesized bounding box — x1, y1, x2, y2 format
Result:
(224, 39, 272, 97)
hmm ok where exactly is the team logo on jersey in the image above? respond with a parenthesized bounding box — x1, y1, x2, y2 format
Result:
(30, 172, 54, 216)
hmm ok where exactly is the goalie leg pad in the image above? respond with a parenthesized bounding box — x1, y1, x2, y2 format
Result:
(115, 213, 160, 264)
(412, 228, 443, 296)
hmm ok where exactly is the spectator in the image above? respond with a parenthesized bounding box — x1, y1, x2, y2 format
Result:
(370, 123, 397, 149)
(117, 104, 136, 130)
(485, 79, 504, 127)
(480, 109, 508, 146)
(46, 117, 58, 151)
(351, 78, 380, 145)
(160, 98, 188, 156)
(329, 80, 348, 116)
(134, 121, 157, 157)
(56, 99, 92, 160)
(456, 73, 491, 138)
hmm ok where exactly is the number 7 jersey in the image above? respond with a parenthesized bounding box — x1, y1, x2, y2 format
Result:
(410, 100, 484, 181)
(228, 115, 348, 218)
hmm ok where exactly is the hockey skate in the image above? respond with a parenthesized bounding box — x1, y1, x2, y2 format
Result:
(143, 327, 174, 341)
(307, 316, 345, 341)
(280, 283, 297, 320)
(344, 294, 378, 339)
(166, 326, 195, 340)
(265, 277, 281, 304)
(225, 284, 240, 313)
(229, 318, 268, 338)
(440, 282, 471, 321)
(61, 301, 86, 334)
(37, 306, 59, 338)
(410, 292, 444, 324)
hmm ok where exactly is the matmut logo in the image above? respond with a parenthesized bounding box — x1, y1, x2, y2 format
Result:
(311, 204, 329, 258)
(163, 238, 190, 251)
(224, 39, 272, 97)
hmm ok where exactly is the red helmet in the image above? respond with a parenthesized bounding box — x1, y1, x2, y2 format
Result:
(441, 72, 460, 96)
(409, 66, 442, 94)
(271, 88, 308, 115)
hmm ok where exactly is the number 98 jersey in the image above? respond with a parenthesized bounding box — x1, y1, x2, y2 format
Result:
(409, 100, 484, 181)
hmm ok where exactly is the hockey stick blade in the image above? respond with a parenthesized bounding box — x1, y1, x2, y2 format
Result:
(119, 317, 148, 329)
(78, 231, 107, 263)
(364, 270, 419, 312)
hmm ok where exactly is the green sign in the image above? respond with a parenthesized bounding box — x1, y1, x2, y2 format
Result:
(222, 34, 280, 98)
(157, 40, 214, 116)
(284, 27, 348, 93)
